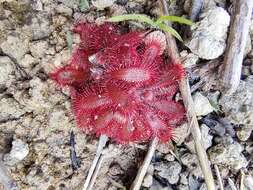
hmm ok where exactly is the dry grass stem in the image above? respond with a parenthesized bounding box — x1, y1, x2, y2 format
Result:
(82, 135, 108, 190)
(158, 0, 216, 189)
(130, 137, 159, 190)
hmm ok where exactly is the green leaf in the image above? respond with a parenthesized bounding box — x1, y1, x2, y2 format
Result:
(107, 14, 157, 27)
(66, 31, 73, 53)
(79, 0, 89, 12)
(157, 23, 183, 41)
(156, 15, 194, 25)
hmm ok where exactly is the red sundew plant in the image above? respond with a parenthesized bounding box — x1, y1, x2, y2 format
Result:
(50, 23, 186, 143)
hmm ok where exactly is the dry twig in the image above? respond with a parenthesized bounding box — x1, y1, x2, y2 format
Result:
(214, 165, 224, 190)
(221, 0, 253, 94)
(87, 154, 105, 190)
(82, 135, 108, 190)
(159, 0, 216, 189)
(240, 170, 245, 190)
(130, 137, 159, 190)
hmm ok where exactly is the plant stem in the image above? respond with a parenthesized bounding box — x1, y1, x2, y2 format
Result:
(214, 165, 224, 190)
(82, 135, 108, 190)
(130, 137, 159, 190)
(159, 0, 216, 189)
(87, 154, 105, 190)
(240, 170, 245, 190)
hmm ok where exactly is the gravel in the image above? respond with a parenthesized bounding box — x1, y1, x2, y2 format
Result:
(0, 0, 252, 189)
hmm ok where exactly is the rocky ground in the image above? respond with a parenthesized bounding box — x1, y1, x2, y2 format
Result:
(0, 0, 253, 190)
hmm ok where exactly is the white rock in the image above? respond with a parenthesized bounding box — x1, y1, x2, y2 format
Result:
(0, 56, 14, 86)
(92, 0, 115, 10)
(26, 77, 52, 113)
(0, 35, 29, 61)
(3, 139, 29, 166)
(186, 7, 230, 59)
(193, 92, 214, 116)
(29, 41, 48, 58)
(20, 54, 36, 69)
(0, 97, 26, 121)
(143, 174, 153, 188)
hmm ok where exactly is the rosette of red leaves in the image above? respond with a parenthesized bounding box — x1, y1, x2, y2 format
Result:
(50, 23, 185, 143)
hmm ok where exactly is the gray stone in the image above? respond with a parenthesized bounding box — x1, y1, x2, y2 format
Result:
(220, 76, 253, 138)
(193, 92, 214, 116)
(32, 0, 43, 11)
(180, 50, 199, 68)
(155, 161, 182, 184)
(110, 4, 127, 16)
(181, 153, 203, 178)
(20, 54, 37, 69)
(58, 0, 80, 9)
(3, 139, 29, 166)
(208, 142, 248, 170)
(186, 7, 230, 59)
(0, 56, 14, 87)
(185, 124, 212, 153)
(25, 13, 52, 40)
(204, 0, 227, 8)
(29, 41, 48, 58)
(0, 35, 29, 62)
(55, 4, 73, 16)
(242, 66, 251, 77)
(0, 97, 26, 121)
(150, 179, 173, 190)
